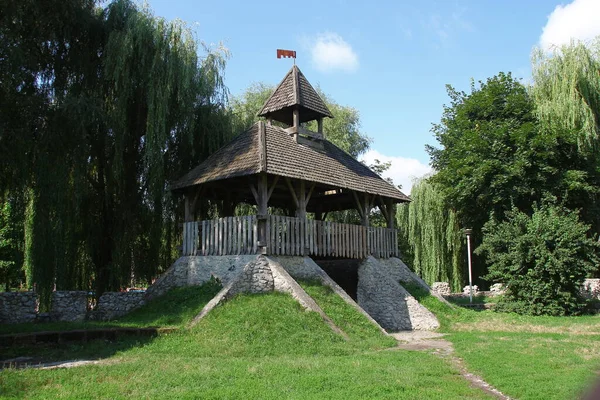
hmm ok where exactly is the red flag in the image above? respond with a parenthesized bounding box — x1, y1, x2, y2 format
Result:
(277, 49, 296, 59)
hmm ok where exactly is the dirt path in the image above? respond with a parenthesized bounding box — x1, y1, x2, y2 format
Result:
(390, 331, 512, 400)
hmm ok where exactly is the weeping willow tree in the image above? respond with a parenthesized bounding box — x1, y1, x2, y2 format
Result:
(1, 0, 232, 305)
(532, 40, 600, 151)
(531, 39, 600, 234)
(397, 177, 464, 291)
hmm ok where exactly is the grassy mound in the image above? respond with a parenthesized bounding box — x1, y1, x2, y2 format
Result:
(117, 280, 222, 328)
(299, 280, 397, 350)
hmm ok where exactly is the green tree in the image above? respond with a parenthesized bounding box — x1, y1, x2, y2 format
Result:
(397, 177, 464, 291)
(477, 201, 599, 316)
(0, 199, 25, 291)
(426, 72, 569, 282)
(531, 40, 600, 234)
(1, 0, 231, 304)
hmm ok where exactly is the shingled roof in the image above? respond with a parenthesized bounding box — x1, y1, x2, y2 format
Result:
(257, 65, 333, 125)
(170, 122, 410, 202)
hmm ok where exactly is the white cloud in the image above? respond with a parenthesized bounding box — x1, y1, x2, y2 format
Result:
(361, 149, 432, 195)
(309, 32, 358, 73)
(540, 0, 600, 51)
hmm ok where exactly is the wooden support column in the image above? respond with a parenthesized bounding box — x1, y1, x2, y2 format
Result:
(184, 194, 193, 222)
(386, 198, 396, 229)
(184, 186, 203, 222)
(352, 191, 370, 226)
(317, 118, 323, 134)
(293, 108, 300, 129)
(376, 196, 396, 229)
(297, 180, 306, 219)
(257, 173, 269, 254)
(221, 191, 235, 217)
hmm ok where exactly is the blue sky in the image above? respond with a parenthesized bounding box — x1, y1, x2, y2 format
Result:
(147, 0, 599, 192)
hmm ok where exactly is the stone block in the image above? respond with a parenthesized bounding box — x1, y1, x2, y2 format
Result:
(431, 282, 451, 296)
(0, 292, 37, 324)
(51, 291, 88, 322)
(463, 285, 479, 295)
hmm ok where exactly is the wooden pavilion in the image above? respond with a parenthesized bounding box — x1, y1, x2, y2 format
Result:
(171, 65, 410, 258)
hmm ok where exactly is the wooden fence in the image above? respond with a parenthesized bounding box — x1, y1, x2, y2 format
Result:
(182, 215, 398, 259)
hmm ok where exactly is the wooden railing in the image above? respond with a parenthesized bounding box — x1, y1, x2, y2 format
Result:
(182, 215, 398, 259)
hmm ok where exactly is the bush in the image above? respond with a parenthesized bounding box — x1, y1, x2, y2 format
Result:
(476, 202, 599, 316)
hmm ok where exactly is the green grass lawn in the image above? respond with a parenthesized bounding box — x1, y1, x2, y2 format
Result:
(405, 283, 600, 400)
(1, 284, 489, 400)
(3, 279, 600, 399)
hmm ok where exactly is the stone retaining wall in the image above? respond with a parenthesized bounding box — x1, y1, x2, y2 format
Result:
(0, 290, 147, 324)
(51, 291, 88, 322)
(357, 256, 439, 331)
(91, 292, 146, 321)
(145, 255, 256, 300)
(0, 292, 37, 324)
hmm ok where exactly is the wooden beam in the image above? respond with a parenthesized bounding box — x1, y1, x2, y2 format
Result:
(297, 180, 307, 219)
(257, 173, 269, 254)
(386, 198, 396, 229)
(267, 175, 279, 202)
(377, 196, 389, 221)
(284, 177, 299, 208)
(284, 126, 324, 140)
(352, 190, 365, 219)
(249, 180, 259, 205)
(293, 108, 300, 129)
(305, 182, 316, 204)
(258, 121, 267, 171)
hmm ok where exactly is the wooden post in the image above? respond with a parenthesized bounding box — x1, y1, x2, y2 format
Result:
(386, 199, 396, 229)
(184, 194, 193, 222)
(257, 173, 269, 254)
(317, 118, 323, 134)
(296, 180, 307, 219)
(352, 191, 370, 227)
(293, 108, 300, 129)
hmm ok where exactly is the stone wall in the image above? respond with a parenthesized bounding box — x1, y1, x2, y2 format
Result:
(0, 292, 37, 324)
(431, 282, 451, 296)
(51, 291, 88, 322)
(145, 255, 256, 300)
(92, 292, 146, 321)
(228, 256, 274, 296)
(582, 279, 600, 300)
(356, 256, 439, 331)
(376, 258, 430, 290)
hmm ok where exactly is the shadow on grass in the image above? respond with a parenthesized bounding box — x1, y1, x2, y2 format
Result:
(1, 282, 222, 366)
(0, 281, 222, 336)
(1, 335, 156, 367)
